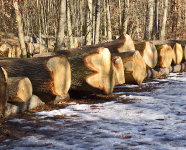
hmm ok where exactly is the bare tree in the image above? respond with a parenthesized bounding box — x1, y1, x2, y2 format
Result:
(86, 0, 93, 45)
(144, 0, 154, 40)
(13, 0, 27, 57)
(54, 0, 66, 51)
(106, 0, 112, 40)
(160, 0, 168, 40)
(122, 0, 129, 34)
(94, 0, 101, 44)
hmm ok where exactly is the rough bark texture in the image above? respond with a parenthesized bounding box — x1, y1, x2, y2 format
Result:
(106, 0, 112, 40)
(86, 0, 93, 45)
(94, 0, 101, 44)
(135, 41, 158, 68)
(0, 55, 71, 100)
(144, 0, 154, 40)
(54, 0, 66, 51)
(160, 0, 168, 40)
(55, 34, 135, 55)
(67, 47, 124, 94)
(13, 0, 27, 57)
(8, 77, 33, 103)
(113, 51, 146, 85)
(171, 43, 183, 65)
(156, 44, 173, 68)
(0, 67, 8, 117)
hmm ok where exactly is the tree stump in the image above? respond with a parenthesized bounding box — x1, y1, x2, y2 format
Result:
(0, 67, 8, 117)
(155, 44, 173, 68)
(135, 41, 158, 68)
(8, 77, 33, 103)
(0, 55, 71, 101)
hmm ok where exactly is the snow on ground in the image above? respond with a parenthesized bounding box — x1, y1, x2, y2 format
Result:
(1, 72, 186, 150)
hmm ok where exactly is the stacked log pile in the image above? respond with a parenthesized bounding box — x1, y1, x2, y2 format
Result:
(0, 34, 186, 118)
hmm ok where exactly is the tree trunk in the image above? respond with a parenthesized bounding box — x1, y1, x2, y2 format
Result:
(13, 0, 27, 57)
(8, 77, 33, 103)
(122, 0, 129, 34)
(155, 44, 173, 68)
(66, 0, 74, 48)
(135, 41, 158, 68)
(160, 0, 168, 40)
(94, 0, 101, 44)
(64, 47, 124, 94)
(184, 46, 186, 61)
(0, 67, 8, 117)
(55, 34, 135, 55)
(144, 0, 154, 40)
(86, 0, 93, 45)
(152, 0, 159, 40)
(171, 43, 183, 65)
(0, 55, 71, 101)
(106, 0, 112, 41)
(54, 0, 66, 51)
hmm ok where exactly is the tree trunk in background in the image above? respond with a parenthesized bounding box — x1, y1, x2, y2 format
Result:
(160, 0, 168, 40)
(86, 0, 93, 45)
(54, 0, 66, 51)
(152, 0, 159, 40)
(94, 0, 101, 44)
(13, 0, 27, 57)
(66, 0, 73, 48)
(122, 0, 129, 34)
(144, 0, 154, 40)
(106, 0, 112, 41)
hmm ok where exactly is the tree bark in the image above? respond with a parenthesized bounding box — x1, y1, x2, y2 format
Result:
(54, 0, 66, 51)
(66, 0, 73, 48)
(8, 77, 33, 103)
(152, 0, 159, 40)
(106, 0, 112, 41)
(160, 0, 168, 40)
(155, 44, 173, 68)
(0, 67, 8, 117)
(65, 47, 124, 94)
(122, 0, 129, 34)
(144, 0, 154, 40)
(94, 0, 101, 44)
(0, 55, 71, 100)
(86, 0, 93, 45)
(135, 41, 158, 68)
(171, 43, 183, 65)
(13, 0, 27, 57)
(55, 34, 135, 55)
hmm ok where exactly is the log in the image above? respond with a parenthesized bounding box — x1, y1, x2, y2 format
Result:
(169, 63, 186, 73)
(146, 68, 169, 79)
(134, 41, 158, 68)
(54, 34, 135, 56)
(114, 51, 146, 84)
(171, 43, 183, 65)
(70, 47, 125, 94)
(8, 77, 33, 103)
(183, 46, 186, 61)
(0, 67, 8, 117)
(155, 44, 173, 68)
(0, 55, 71, 100)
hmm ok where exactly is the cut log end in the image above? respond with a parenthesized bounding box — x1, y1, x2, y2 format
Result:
(135, 41, 158, 68)
(112, 56, 125, 85)
(8, 77, 33, 103)
(122, 51, 146, 85)
(46, 55, 71, 96)
(156, 44, 173, 68)
(117, 34, 135, 53)
(84, 47, 115, 94)
(172, 43, 183, 65)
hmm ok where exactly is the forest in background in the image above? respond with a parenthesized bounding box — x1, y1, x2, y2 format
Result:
(0, 0, 185, 52)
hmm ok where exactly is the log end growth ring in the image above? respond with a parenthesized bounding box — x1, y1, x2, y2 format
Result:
(47, 55, 71, 96)
(84, 47, 115, 94)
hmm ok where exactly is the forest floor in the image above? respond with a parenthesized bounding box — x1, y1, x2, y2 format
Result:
(0, 72, 186, 150)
